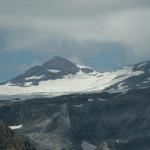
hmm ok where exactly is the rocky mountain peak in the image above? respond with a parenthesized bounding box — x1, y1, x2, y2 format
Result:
(8, 56, 94, 86)
(42, 56, 79, 74)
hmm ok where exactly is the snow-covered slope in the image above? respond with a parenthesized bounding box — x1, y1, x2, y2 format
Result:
(0, 57, 149, 100)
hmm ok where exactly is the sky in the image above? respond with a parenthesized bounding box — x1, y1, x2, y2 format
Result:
(0, 0, 150, 82)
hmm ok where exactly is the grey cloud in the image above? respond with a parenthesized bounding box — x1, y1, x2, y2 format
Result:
(0, 0, 149, 64)
(0, 0, 150, 18)
(1, 7, 150, 57)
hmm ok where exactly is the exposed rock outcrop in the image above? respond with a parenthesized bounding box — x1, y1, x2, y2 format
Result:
(0, 123, 35, 150)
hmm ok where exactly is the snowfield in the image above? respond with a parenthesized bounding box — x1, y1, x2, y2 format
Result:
(0, 65, 144, 100)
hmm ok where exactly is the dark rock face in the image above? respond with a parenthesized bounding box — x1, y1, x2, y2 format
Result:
(0, 123, 35, 150)
(42, 56, 79, 74)
(0, 87, 150, 149)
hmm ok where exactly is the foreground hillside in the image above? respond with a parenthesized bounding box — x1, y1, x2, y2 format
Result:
(0, 86, 150, 150)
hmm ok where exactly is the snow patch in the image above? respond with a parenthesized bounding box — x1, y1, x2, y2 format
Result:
(74, 104, 84, 107)
(88, 99, 94, 102)
(77, 64, 91, 69)
(132, 70, 144, 76)
(117, 82, 128, 90)
(26, 75, 45, 80)
(97, 98, 107, 101)
(143, 81, 149, 84)
(24, 82, 33, 86)
(107, 88, 129, 94)
(9, 125, 23, 130)
(48, 69, 60, 73)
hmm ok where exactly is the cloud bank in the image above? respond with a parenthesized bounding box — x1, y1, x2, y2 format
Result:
(0, 0, 150, 81)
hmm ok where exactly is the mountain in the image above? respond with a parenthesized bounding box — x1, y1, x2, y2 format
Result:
(0, 122, 35, 150)
(9, 56, 93, 85)
(0, 57, 150, 100)
(0, 57, 150, 149)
